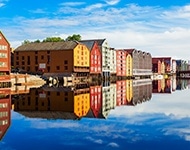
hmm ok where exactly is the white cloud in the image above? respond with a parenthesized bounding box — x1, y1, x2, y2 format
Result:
(163, 128, 190, 141)
(107, 142, 120, 148)
(29, 8, 47, 14)
(105, 0, 120, 5)
(31, 120, 80, 129)
(85, 136, 103, 144)
(3, 3, 190, 59)
(84, 3, 105, 11)
(59, 2, 85, 7)
(0, 3, 5, 7)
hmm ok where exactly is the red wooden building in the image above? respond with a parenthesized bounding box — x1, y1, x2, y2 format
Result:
(89, 85, 102, 118)
(152, 57, 172, 74)
(116, 80, 127, 106)
(0, 31, 11, 85)
(152, 58, 161, 74)
(116, 50, 126, 77)
(80, 40, 102, 75)
(0, 88, 11, 140)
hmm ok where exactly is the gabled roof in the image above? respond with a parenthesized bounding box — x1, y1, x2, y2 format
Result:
(80, 40, 95, 50)
(80, 39, 106, 46)
(14, 41, 79, 51)
(0, 31, 10, 46)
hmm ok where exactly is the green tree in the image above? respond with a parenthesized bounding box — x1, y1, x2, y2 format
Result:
(42, 37, 64, 42)
(65, 34, 81, 41)
(22, 40, 31, 45)
(33, 39, 41, 43)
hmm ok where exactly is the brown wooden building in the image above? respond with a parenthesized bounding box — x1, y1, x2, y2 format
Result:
(0, 31, 11, 84)
(14, 41, 90, 77)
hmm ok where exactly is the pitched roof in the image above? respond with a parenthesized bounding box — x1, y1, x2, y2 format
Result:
(80, 39, 106, 46)
(0, 31, 10, 46)
(14, 41, 78, 51)
(79, 40, 95, 50)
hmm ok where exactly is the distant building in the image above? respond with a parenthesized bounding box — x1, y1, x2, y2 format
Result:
(116, 50, 127, 77)
(14, 41, 90, 77)
(152, 57, 172, 74)
(125, 49, 152, 77)
(0, 31, 11, 84)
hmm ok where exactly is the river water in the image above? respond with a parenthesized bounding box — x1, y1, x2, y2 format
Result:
(0, 78, 190, 150)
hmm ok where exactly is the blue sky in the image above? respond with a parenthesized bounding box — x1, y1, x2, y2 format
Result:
(1, 0, 190, 59)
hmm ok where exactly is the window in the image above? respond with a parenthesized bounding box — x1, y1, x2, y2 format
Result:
(41, 55, 44, 59)
(56, 66, 60, 70)
(64, 60, 68, 64)
(47, 66, 50, 72)
(0, 53, 7, 58)
(64, 66, 68, 70)
(22, 56, 24, 60)
(22, 61, 25, 65)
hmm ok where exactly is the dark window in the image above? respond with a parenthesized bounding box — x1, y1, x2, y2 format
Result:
(22, 61, 25, 65)
(64, 66, 68, 70)
(47, 66, 50, 72)
(35, 66, 38, 71)
(47, 51, 50, 54)
(64, 60, 68, 64)
(22, 56, 24, 60)
(28, 97, 31, 105)
(57, 92, 60, 96)
(65, 92, 68, 96)
(47, 56, 50, 64)
(64, 97, 68, 101)
(16, 62, 19, 65)
(35, 56, 38, 64)
(56, 66, 60, 70)
(41, 55, 44, 59)
(16, 56, 19, 60)
(27, 56, 30, 65)
(35, 51, 38, 54)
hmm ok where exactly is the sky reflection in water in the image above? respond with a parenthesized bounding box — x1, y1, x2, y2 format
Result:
(1, 79, 190, 150)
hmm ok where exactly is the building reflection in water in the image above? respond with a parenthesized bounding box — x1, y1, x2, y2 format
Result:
(152, 76, 189, 93)
(12, 79, 153, 120)
(0, 88, 11, 140)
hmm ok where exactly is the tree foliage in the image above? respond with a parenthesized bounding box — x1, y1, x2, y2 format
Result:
(65, 34, 81, 41)
(42, 37, 64, 42)
(22, 40, 31, 45)
(22, 34, 81, 45)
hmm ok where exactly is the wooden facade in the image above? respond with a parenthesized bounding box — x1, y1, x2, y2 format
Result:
(89, 85, 102, 118)
(80, 40, 102, 74)
(125, 49, 152, 77)
(13, 87, 90, 119)
(116, 50, 126, 77)
(0, 31, 11, 83)
(0, 88, 11, 140)
(14, 41, 90, 77)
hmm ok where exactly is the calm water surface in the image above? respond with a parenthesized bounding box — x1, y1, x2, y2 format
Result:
(1, 78, 190, 150)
